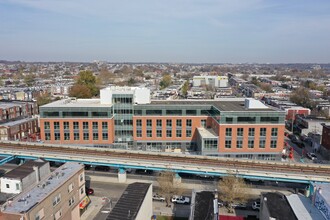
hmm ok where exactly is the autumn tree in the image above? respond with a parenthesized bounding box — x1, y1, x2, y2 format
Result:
(97, 68, 115, 86)
(36, 92, 52, 106)
(24, 74, 36, 87)
(159, 74, 172, 89)
(218, 175, 250, 212)
(290, 87, 316, 110)
(70, 71, 98, 98)
(157, 171, 183, 207)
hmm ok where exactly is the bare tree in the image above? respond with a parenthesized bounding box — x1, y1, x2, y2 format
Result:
(218, 175, 250, 212)
(157, 171, 183, 207)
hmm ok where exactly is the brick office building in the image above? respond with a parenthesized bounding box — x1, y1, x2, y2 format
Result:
(40, 87, 285, 160)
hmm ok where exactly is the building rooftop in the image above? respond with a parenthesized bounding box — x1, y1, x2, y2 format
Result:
(0, 117, 36, 127)
(41, 98, 111, 108)
(286, 194, 324, 220)
(314, 183, 330, 206)
(149, 99, 276, 112)
(262, 192, 297, 220)
(197, 128, 218, 139)
(3, 162, 84, 214)
(2, 159, 47, 180)
(192, 191, 216, 220)
(106, 182, 151, 220)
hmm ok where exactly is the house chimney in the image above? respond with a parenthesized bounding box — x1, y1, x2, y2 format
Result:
(33, 166, 40, 183)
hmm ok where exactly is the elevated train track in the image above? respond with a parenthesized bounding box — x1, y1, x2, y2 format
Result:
(0, 141, 329, 183)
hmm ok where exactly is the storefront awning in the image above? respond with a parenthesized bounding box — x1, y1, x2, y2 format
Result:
(79, 196, 91, 209)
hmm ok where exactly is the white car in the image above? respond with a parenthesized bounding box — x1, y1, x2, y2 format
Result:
(171, 195, 190, 204)
(306, 152, 317, 160)
(152, 194, 165, 202)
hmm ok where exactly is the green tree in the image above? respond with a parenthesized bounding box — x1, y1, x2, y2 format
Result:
(182, 80, 189, 97)
(159, 74, 172, 89)
(157, 171, 183, 207)
(75, 70, 98, 97)
(69, 84, 92, 98)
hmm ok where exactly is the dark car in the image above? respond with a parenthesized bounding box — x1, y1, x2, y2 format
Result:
(295, 141, 305, 148)
(290, 135, 301, 144)
(135, 169, 153, 175)
(94, 166, 110, 172)
(86, 187, 94, 195)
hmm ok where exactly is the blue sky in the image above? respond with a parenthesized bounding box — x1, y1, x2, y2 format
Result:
(0, 0, 330, 63)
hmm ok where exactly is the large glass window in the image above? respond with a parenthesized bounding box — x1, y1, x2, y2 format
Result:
(83, 122, 89, 129)
(102, 122, 108, 129)
(136, 130, 142, 137)
(225, 128, 232, 136)
(92, 112, 108, 117)
(260, 128, 266, 136)
(271, 128, 278, 136)
(166, 119, 172, 127)
(186, 129, 192, 137)
(92, 122, 98, 129)
(176, 119, 182, 127)
(260, 117, 279, 123)
(146, 110, 162, 115)
(176, 130, 182, 137)
(102, 133, 108, 140)
(270, 140, 277, 148)
(63, 122, 69, 129)
(186, 110, 196, 115)
(186, 119, 192, 127)
(248, 128, 255, 136)
(64, 133, 70, 140)
(259, 140, 266, 148)
(237, 117, 256, 123)
(63, 112, 88, 117)
(166, 110, 182, 115)
(204, 139, 218, 150)
(54, 133, 60, 140)
(83, 133, 89, 140)
(136, 119, 142, 127)
(45, 133, 51, 140)
(248, 140, 254, 148)
(166, 130, 172, 137)
(236, 140, 243, 148)
(73, 122, 79, 129)
(44, 122, 50, 129)
(237, 128, 243, 136)
(225, 140, 232, 148)
(54, 122, 60, 130)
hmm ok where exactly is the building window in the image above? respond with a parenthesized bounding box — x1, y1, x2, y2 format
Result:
(35, 208, 44, 220)
(186, 129, 192, 137)
(63, 122, 69, 129)
(237, 128, 243, 136)
(259, 140, 266, 148)
(225, 128, 232, 136)
(136, 130, 142, 137)
(80, 173, 84, 182)
(53, 194, 61, 207)
(6, 184, 9, 188)
(54, 133, 60, 140)
(271, 128, 278, 136)
(166, 130, 172, 137)
(102, 133, 108, 140)
(69, 196, 75, 207)
(260, 128, 266, 136)
(157, 119, 162, 127)
(68, 183, 74, 193)
(54, 209, 62, 220)
(93, 122, 98, 129)
(73, 122, 79, 129)
(44, 122, 50, 129)
(176, 130, 182, 137)
(270, 140, 277, 148)
(225, 140, 232, 148)
(248, 140, 254, 148)
(157, 130, 162, 137)
(176, 119, 182, 127)
(16, 183, 20, 190)
(204, 139, 218, 150)
(201, 119, 206, 127)
(45, 133, 51, 140)
(136, 119, 142, 127)
(102, 122, 108, 129)
(147, 130, 152, 137)
(186, 119, 192, 127)
(93, 133, 99, 140)
(74, 133, 79, 140)
(166, 119, 172, 127)
(147, 119, 152, 127)
(64, 133, 70, 140)
(83, 133, 89, 140)
(54, 122, 60, 129)
(83, 122, 89, 129)
(248, 128, 255, 136)
(236, 140, 243, 148)
(80, 187, 84, 195)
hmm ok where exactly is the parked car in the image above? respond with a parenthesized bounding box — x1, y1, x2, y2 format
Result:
(252, 201, 260, 210)
(152, 193, 165, 202)
(307, 152, 317, 160)
(135, 169, 153, 175)
(85, 187, 94, 195)
(171, 195, 190, 204)
(295, 141, 305, 148)
(290, 135, 301, 144)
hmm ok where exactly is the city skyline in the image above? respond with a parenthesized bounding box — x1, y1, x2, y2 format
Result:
(1, 0, 330, 63)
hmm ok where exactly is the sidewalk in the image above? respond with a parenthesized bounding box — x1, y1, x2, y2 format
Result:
(81, 196, 104, 220)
